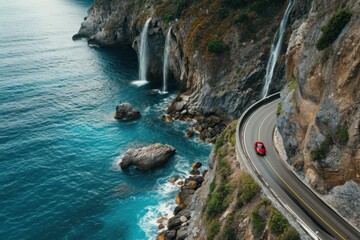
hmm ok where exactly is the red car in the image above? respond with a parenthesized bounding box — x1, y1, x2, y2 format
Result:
(254, 142, 266, 155)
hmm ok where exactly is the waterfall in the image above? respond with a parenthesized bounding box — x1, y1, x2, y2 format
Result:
(262, 0, 295, 98)
(139, 18, 151, 80)
(162, 28, 172, 93)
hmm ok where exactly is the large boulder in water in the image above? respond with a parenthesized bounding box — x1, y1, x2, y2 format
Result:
(120, 143, 176, 171)
(114, 103, 141, 120)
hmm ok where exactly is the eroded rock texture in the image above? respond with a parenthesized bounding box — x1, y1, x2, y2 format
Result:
(278, 0, 360, 192)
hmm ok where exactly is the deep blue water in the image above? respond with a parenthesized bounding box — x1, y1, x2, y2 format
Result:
(0, 1, 211, 239)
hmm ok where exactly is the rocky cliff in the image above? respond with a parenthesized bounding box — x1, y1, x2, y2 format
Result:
(277, 0, 360, 193)
(74, 0, 291, 124)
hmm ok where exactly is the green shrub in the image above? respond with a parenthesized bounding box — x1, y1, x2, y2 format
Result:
(288, 77, 298, 91)
(230, 134, 236, 146)
(250, 0, 269, 12)
(219, 160, 231, 179)
(162, 13, 174, 23)
(311, 148, 326, 160)
(214, 131, 225, 153)
(210, 178, 216, 193)
(218, 7, 229, 20)
(251, 209, 264, 234)
(221, 0, 250, 8)
(336, 128, 349, 143)
(223, 128, 230, 141)
(237, 173, 260, 208)
(235, 11, 248, 24)
(207, 192, 226, 218)
(277, 226, 300, 240)
(249, 0, 282, 13)
(260, 198, 271, 206)
(176, 0, 191, 17)
(316, 8, 352, 50)
(207, 40, 228, 54)
(269, 208, 289, 234)
(219, 181, 230, 195)
(224, 213, 236, 240)
(207, 219, 220, 240)
(311, 138, 331, 160)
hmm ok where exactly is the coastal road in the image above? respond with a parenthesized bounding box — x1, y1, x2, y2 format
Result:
(238, 99, 360, 240)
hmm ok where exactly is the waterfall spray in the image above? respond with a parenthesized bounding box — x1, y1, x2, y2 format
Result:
(262, 0, 295, 98)
(139, 18, 151, 80)
(162, 28, 172, 93)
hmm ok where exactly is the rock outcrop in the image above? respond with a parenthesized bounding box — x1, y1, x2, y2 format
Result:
(323, 180, 360, 229)
(74, 0, 290, 132)
(114, 103, 141, 120)
(120, 143, 176, 171)
(277, 0, 360, 192)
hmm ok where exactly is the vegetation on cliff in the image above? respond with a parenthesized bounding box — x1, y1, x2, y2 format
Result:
(278, 1, 360, 219)
(182, 0, 284, 55)
(316, 8, 352, 50)
(154, 0, 285, 91)
(203, 121, 299, 239)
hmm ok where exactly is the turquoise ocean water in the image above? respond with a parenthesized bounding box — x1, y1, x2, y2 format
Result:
(0, 0, 211, 239)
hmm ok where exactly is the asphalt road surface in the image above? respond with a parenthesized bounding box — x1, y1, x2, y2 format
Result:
(238, 99, 360, 240)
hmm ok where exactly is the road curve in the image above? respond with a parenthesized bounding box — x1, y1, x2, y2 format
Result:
(237, 99, 360, 240)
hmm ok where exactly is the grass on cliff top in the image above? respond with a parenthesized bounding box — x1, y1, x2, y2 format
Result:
(316, 8, 352, 50)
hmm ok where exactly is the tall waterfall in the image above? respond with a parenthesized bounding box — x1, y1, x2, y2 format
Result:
(262, 0, 295, 98)
(162, 28, 172, 93)
(139, 18, 151, 80)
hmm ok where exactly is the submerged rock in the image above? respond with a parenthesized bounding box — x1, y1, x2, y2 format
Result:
(168, 177, 177, 183)
(120, 143, 176, 171)
(114, 103, 141, 121)
(185, 127, 194, 138)
(192, 162, 202, 169)
(190, 168, 200, 175)
(158, 223, 165, 230)
(165, 115, 173, 123)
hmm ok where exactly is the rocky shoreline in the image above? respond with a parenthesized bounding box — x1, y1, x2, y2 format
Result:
(159, 94, 229, 143)
(157, 162, 206, 240)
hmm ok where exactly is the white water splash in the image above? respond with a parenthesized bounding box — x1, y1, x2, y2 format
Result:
(139, 201, 175, 239)
(139, 18, 151, 80)
(262, 0, 295, 98)
(131, 79, 149, 87)
(162, 28, 172, 93)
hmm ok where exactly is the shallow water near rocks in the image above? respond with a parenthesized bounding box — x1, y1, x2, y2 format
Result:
(0, 0, 211, 239)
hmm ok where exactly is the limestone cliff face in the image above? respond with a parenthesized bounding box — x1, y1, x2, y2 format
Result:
(74, 0, 289, 119)
(278, 0, 360, 192)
